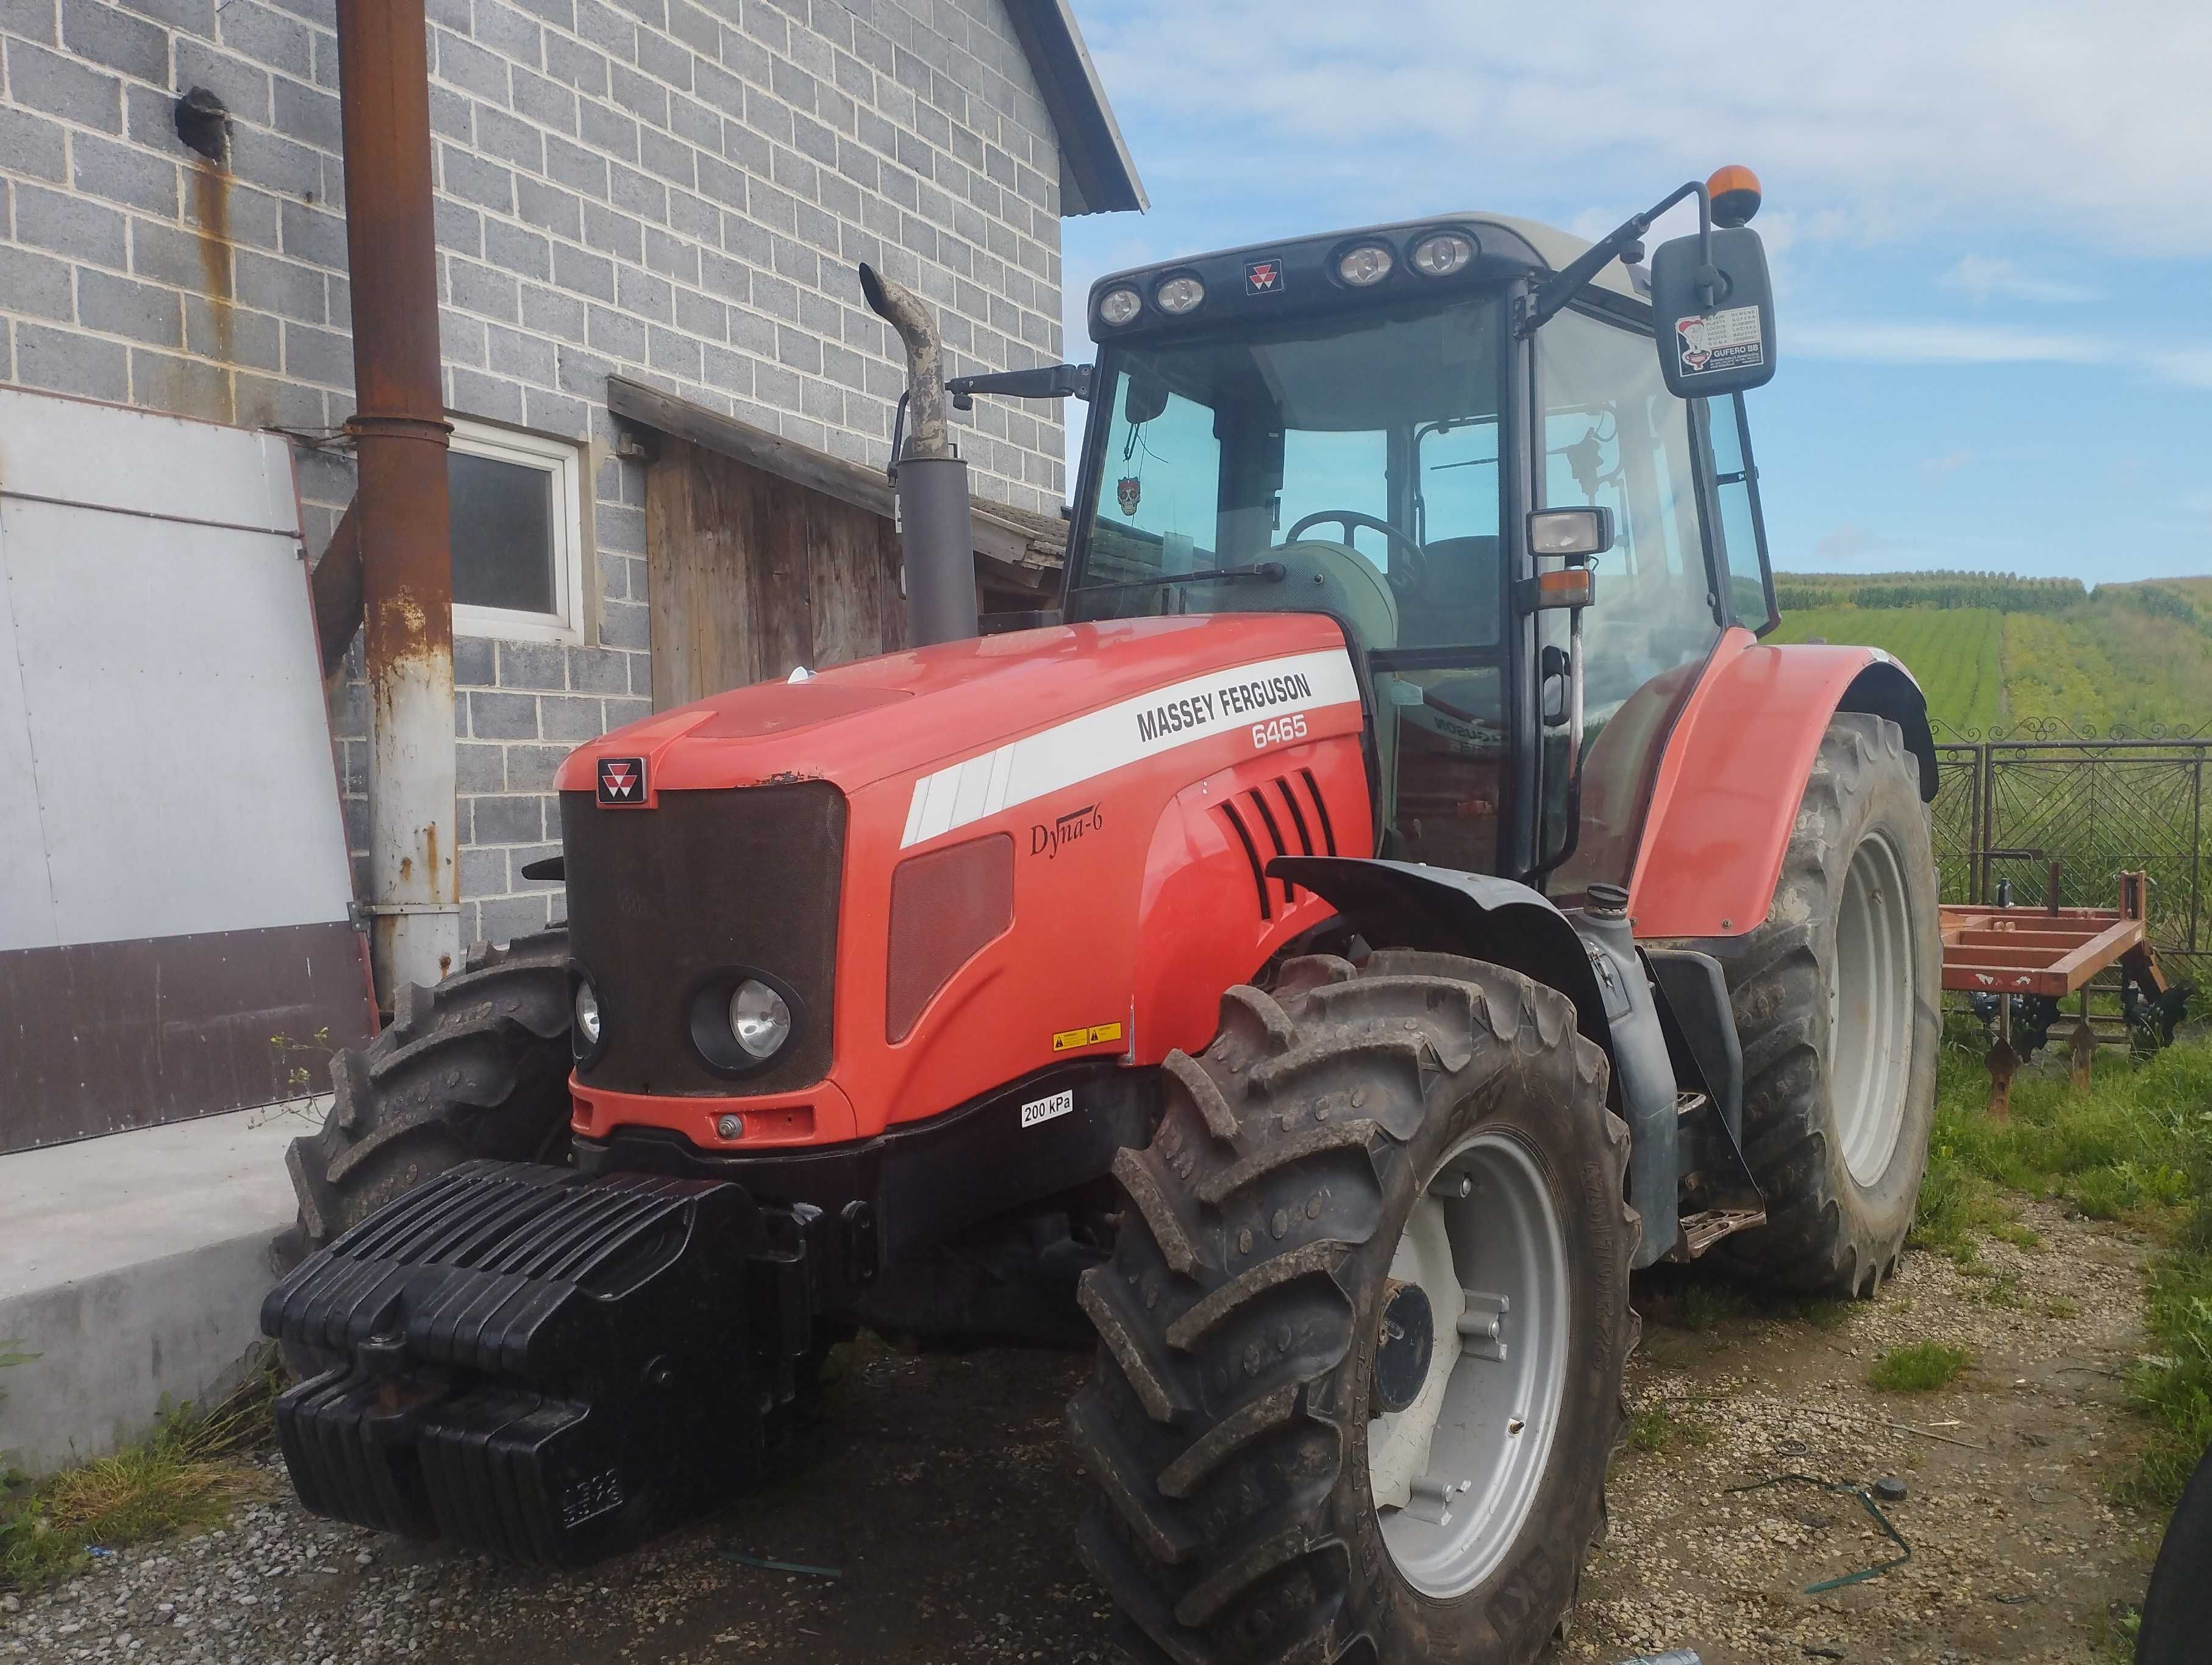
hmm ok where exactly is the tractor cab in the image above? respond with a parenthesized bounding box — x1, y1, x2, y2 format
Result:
(1052, 197, 1780, 897)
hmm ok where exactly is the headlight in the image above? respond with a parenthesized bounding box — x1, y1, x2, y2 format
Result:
(1337, 244, 1393, 286)
(1097, 285, 1142, 327)
(1154, 274, 1205, 315)
(1411, 232, 1474, 277)
(573, 980, 602, 1046)
(729, 979, 793, 1060)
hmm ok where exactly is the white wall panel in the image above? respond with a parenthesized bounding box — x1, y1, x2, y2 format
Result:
(0, 393, 352, 954)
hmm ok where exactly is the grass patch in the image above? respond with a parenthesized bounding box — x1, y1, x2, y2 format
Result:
(0, 1364, 274, 1591)
(1916, 1015, 2212, 1510)
(1626, 1399, 1713, 1455)
(1869, 1341, 1973, 1392)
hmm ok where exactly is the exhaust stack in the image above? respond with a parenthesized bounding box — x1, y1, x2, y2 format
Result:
(859, 263, 975, 647)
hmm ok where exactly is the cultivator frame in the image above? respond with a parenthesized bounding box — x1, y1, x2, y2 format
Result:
(1943, 870, 2185, 1115)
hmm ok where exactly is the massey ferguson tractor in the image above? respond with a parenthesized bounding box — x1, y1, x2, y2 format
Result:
(265, 166, 1942, 1664)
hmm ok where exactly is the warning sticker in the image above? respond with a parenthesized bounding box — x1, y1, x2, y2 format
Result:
(1675, 305, 1764, 377)
(1051, 1021, 1124, 1053)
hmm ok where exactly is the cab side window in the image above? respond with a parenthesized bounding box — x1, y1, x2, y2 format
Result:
(1707, 392, 1777, 632)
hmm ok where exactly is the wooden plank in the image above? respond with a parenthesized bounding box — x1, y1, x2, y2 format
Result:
(646, 434, 917, 709)
(610, 376, 1066, 572)
(613, 376, 897, 522)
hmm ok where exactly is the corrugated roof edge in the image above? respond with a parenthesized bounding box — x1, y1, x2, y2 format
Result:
(1002, 0, 1147, 216)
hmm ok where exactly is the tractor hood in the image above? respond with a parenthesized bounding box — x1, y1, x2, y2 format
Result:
(555, 611, 1356, 802)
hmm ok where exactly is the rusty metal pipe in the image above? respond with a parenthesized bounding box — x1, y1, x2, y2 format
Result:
(858, 263, 951, 459)
(337, 0, 460, 999)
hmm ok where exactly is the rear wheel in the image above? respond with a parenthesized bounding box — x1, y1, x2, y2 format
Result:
(270, 929, 576, 1277)
(1717, 714, 1939, 1296)
(1069, 952, 1636, 1664)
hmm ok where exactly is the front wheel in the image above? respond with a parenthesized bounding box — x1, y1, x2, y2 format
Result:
(1069, 952, 1636, 1664)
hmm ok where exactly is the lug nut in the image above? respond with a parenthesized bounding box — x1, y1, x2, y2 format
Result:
(716, 1113, 746, 1141)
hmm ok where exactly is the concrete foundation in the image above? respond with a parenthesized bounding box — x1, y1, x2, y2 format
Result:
(0, 1106, 304, 1477)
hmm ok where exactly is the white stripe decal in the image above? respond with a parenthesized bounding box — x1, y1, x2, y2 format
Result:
(899, 647, 1360, 848)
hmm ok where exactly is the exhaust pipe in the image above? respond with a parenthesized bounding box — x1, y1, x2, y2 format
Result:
(859, 263, 974, 647)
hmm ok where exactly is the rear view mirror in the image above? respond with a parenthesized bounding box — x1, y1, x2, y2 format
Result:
(1124, 371, 1170, 427)
(1649, 226, 1777, 398)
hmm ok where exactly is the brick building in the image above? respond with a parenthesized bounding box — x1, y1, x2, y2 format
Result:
(0, 0, 1141, 944)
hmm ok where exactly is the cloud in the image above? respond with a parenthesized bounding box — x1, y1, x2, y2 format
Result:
(1080, 1, 2212, 258)
(1791, 321, 2110, 365)
(1940, 256, 2097, 305)
(1815, 524, 1892, 564)
(2158, 350, 2212, 390)
(1921, 450, 1974, 482)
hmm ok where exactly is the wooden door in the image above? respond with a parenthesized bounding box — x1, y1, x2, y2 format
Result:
(644, 436, 908, 708)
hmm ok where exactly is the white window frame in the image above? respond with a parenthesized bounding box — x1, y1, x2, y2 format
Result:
(448, 415, 588, 646)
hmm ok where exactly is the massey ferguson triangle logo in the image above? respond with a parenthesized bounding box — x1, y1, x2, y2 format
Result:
(1244, 258, 1283, 295)
(596, 756, 646, 805)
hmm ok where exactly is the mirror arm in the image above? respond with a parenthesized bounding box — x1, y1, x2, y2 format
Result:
(947, 363, 1093, 410)
(1519, 179, 1713, 336)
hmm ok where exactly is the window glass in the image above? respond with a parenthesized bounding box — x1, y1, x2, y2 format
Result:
(444, 417, 586, 644)
(1279, 428, 1388, 567)
(1707, 393, 1775, 630)
(1538, 309, 1722, 894)
(450, 451, 555, 615)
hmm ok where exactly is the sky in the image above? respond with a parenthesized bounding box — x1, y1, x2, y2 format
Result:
(1057, 1, 2212, 583)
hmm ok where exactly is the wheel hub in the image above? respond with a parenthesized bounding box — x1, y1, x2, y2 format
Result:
(1371, 1280, 1436, 1415)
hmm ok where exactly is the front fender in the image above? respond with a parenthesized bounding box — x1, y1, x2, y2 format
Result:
(1628, 634, 1935, 940)
(1270, 857, 1612, 1055)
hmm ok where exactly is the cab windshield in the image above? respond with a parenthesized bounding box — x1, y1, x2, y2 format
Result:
(1070, 296, 1508, 651)
(1069, 295, 1515, 874)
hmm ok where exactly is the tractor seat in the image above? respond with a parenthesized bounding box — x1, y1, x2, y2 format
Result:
(1400, 536, 1503, 647)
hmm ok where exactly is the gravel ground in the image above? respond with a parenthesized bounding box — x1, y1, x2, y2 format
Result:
(4, 1202, 2163, 1664)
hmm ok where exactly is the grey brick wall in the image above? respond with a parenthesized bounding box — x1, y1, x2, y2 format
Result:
(0, 0, 1071, 946)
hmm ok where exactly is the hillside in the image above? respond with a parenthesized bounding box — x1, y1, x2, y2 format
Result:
(1767, 571, 2212, 736)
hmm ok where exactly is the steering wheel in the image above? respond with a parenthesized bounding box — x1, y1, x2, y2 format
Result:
(1285, 510, 1428, 593)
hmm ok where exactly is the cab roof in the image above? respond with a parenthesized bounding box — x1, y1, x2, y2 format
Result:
(1088, 213, 1647, 343)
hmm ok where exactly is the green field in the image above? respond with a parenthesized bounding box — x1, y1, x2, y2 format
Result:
(1769, 570, 2212, 736)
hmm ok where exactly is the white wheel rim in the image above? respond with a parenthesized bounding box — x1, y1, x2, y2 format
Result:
(1369, 1129, 1571, 1599)
(1830, 829, 1913, 1187)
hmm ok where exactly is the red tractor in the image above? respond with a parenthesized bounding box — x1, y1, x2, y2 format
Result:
(266, 167, 1941, 1664)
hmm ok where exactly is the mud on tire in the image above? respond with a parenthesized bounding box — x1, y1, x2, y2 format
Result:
(1715, 714, 1941, 1297)
(1068, 951, 1636, 1665)
(270, 929, 576, 1276)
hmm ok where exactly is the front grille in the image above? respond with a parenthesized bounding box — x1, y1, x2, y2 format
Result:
(562, 782, 845, 1096)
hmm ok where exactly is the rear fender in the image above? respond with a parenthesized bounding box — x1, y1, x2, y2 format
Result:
(1628, 634, 1935, 941)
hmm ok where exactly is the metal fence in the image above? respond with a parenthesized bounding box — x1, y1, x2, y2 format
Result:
(1931, 719, 2212, 978)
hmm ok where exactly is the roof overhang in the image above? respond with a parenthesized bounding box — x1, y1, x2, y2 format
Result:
(1002, 1, 1146, 216)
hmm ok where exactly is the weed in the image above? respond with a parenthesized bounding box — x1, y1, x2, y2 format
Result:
(2046, 1297, 2080, 1319)
(0, 1362, 274, 1591)
(1869, 1342, 1972, 1393)
(1626, 1400, 1713, 1455)
(1991, 1221, 2045, 1250)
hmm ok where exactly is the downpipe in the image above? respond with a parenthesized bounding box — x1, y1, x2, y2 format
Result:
(858, 263, 975, 647)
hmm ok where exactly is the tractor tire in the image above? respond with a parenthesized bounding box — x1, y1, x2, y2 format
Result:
(2136, 1438, 2212, 1664)
(1068, 951, 1636, 1665)
(1715, 714, 1940, 1297)
(270, 928, 576, 1278)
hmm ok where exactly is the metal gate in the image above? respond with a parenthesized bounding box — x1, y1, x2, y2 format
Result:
(1932, 720, 2211, 977)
